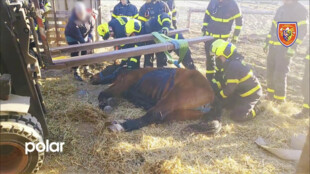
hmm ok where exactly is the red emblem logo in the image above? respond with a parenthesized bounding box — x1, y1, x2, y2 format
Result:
(277, 22, 298, 47)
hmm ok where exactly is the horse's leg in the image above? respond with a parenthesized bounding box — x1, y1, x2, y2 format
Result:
(164, 109, 204, 122)
(120, 84, 213, 131)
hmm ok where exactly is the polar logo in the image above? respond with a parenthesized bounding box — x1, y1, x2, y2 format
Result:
(25, 140, 65, 155)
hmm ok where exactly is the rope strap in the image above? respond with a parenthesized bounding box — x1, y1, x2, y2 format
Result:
(152, 32, 189, 68)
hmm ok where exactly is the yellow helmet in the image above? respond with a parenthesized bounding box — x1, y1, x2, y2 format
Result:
(125, 19, 142, 36)
(211, 39, 236, 58)
(97, 23, 110, 40)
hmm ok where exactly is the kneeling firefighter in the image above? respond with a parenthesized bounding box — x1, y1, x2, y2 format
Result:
(211, 40, 263, 122)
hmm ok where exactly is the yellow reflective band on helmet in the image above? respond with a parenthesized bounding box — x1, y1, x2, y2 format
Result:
(212, 79, 222, 89)
(158, 15, 171, 26)
(220, 90, 227, 98)
(97, 23, 109, 37)
(269, 40, 281, 45)
(130, 58, 138, 63)
(138, 16, 148, 22)
(251, 109, 256, 117)
(306, 55, 310, 60)
(206, 10, 241, 23)
(296, 39, 302, 44)
(267, 34, 271, 38)
(303, 103, 310, 109)
(206, 70, 216, 74)
(203, 23, 208, 26)
(44, 2, 51, 11)
(267, 88, 275, 93)
(235, 25, 242, 30)
(125, 19, 142, 36)
(240, 85, 261, 97)
(298, 20, 307, 26)
(211, 39, 237, 58)
(273, 95, 286, 100)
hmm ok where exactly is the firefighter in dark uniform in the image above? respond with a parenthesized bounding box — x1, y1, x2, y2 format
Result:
(211, 40, 262, 122)
(139, 13, 196, 69)
(264, 0, 308, 102)
(138, 0, 170, 68)
(112, 0, 139, 19)
(293, 50, 309, 119)
(97, 17, 141, 70)
(97, 13, 196, 70)
(162, 0, 177, 29)
(202, 0, 243, 83)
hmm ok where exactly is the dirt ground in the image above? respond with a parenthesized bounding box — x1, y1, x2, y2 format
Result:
(38, 1, 309, 174)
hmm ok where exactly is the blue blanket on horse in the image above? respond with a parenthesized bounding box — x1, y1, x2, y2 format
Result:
(126, 68, 177, 109)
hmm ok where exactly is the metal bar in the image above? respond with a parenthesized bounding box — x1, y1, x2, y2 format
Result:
(32, 0, 53, 65)
(29, 17, 43, 66)
(50, 29, 189, 55)
(48, 36, 213, 69)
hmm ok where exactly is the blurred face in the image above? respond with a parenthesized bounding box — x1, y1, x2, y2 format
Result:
(75, 3, 87, 21)
(120, 0, 128, 5)
(218, 56, 226, 63)
(282, 0, 295, 5)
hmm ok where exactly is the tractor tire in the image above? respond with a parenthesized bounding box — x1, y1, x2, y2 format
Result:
(0, 114, 45, 174)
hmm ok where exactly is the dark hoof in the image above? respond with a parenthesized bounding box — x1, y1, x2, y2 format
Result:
(103, 106, 113, 114)
(74, 73, 83, 81)
(107, 98, 118, 107)
(184, 120, 222, 135)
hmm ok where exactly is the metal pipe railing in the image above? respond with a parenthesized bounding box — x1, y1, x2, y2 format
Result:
(48, 36, 213, 69)
(49, 29, 189, 56)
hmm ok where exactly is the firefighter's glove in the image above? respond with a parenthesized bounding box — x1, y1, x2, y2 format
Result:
(201, 26, 207, 36)
(160, 28, 169, 36)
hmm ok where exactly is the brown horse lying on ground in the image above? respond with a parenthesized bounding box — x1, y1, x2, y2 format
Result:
(91, 66, 222, 133)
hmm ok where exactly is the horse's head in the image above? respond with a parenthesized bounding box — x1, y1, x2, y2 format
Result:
(90, 65, 129, 85)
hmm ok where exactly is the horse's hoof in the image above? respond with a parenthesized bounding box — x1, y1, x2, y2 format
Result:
(107, 98, 117, 107)
(99, 101, 107, 110)
(104, 106, 113, 114)
(184, 120, 222, 135)
(108, 123, 125, 133)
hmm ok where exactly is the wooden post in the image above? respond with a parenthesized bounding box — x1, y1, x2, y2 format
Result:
(51, 0, 60, 46)
(187, 8, 192, 29)
(65, 0, 68, 11)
